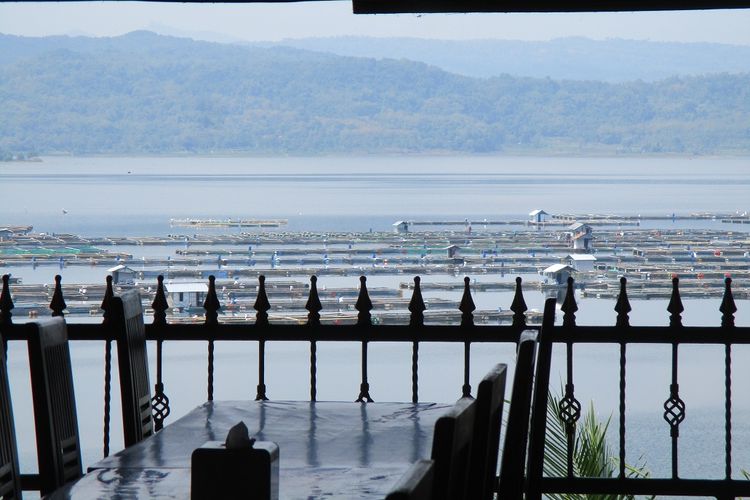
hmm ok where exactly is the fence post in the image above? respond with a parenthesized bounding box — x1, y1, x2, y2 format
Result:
(459, 276, 475, 398)
(408, 276, 425, 403)
(254, 275, 270, 401)
(306, 275, 322, 401)
(355, 276, 373, 402)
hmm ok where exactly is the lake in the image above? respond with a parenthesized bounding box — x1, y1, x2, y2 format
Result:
(2, 155, 750, 487)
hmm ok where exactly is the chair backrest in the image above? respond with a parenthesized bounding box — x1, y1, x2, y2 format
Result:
(524, 299, 557, 500)
(497, 330, 539, 498)
(27, 317, 82, 495)
(112, 290, 154, 447)
(468, 363, 507, 500)
(0, 335, 22, 500)
(385, 459, 435, 500)
(430, 397, 476, 500)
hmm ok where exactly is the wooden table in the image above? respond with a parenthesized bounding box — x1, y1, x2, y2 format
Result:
(49, 400, 450, 499)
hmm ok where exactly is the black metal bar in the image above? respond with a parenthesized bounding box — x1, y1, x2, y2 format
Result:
(615, 277, 630, 479)
(356, 276, 374, 402)
(619, 342, 626, 478)
(0, 274, 14, 326)
(539, 477, 750, 497)
(103, 339, 111, 458)
(462, 341, 471, 398)
(725, 342, 731, 480)
(306, 276, 322, 401)
(207, 340, 214, 402)
(411, 341, 419, 404)
(256, 340, 268, 401)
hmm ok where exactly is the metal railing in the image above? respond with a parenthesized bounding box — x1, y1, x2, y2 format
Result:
(526, 276, 750, 499)
(0, 272, 531, 458)
(4, 271, 750, 497)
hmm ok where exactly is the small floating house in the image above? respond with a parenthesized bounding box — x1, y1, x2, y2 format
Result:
(568, 253, 597, 271)
(529, 209, 549, 223)
(393, 221, 409, 233)
(165, 281, 209, 310)
(543, 264, 574, 285)
(107, 264, 136, 285)
(567, 222, 594, 252)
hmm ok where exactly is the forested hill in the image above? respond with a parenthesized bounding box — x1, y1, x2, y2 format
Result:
(261, 36, 750, 82)
(1, 31, 749, 157)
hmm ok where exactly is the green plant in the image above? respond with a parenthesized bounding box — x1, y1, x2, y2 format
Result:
(543, 390, 652, 500)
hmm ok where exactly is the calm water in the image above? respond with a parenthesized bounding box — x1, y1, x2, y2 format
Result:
(2, 155, 750, 487)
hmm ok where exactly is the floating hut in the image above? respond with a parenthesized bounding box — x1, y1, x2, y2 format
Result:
(568, 222, 594, 252)
(107, 264, 137, 285)
(165, 282, 209, 310)
(529, 209, 549, 223)
(543, 263, 574, 285)
(568, 254, 597, 271)
(393, 221, 409, 233)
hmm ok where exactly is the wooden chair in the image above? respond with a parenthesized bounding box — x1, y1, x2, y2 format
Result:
(111, 290, 154, 447)
(0, 334, 22, 499)
(430, 397, 476, 500)
(384, 459, 435, 500)
(497, 330, 539, 498)
(27, 317, 82, 495)
(468, 363, 508, 500)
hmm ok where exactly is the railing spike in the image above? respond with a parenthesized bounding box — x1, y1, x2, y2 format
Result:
(615, 277, 632, 327)
(151, 275, 169, 326)
(408, 276, 426, 327)
(254, 275, 270, 326)
(101, 275, 114, 324)
(720, 277, 737, 328)
(667, 276, 684, 328)
(50, 274, 67, 317)
(459, 276, 475, 327)
(510, 276, 528, 328)
(203, 275, 221, 326)
(305, 275, 322, 326)
(0, 274, 14, 326)
(355, 276, 372, 326)
(561, 276, 577, 328)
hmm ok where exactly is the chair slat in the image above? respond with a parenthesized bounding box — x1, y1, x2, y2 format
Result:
(27, 317, 82, 495)
(112, 290, 154, 447)
(385, 459, 435, 500)
(431, 397, 476, 500)
(0, 332, 21, 499)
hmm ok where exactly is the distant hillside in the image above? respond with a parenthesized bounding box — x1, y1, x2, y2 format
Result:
(1, 32, 749, 157)
(259, 36, 750, 82)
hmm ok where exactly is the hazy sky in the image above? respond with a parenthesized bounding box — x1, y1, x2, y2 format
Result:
(1, 2, 750, 45)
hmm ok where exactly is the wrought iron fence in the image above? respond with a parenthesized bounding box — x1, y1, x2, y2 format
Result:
(0, 272, 530, 458)
(4, 271, 750, 498)
(526, 276, 750, 499)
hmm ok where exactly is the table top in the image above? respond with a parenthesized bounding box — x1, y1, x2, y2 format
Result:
(50, 400, 450, 499)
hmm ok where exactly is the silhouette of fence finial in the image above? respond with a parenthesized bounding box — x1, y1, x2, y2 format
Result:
(510, 276, 527, 328)
(50, 274, 67, 317)
(667, 276, 684, 327)
(204, 275, 221, 326)
(152, 275, 169, 326)
(720, 277, 737, 328)
(100, 275, 114, 324)
(306, 275, 322, 326)
(254, 275, 270, 326)
(0, 274, 14, 326)
(356, 276, 372, 326)
(562, 276, 577, 328)
(409, 276, 426, 327)
(459, 276, 475, 327)
(615, 277, 631, 327)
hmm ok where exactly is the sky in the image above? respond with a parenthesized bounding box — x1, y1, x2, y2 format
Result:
(1, 2, 750, 45)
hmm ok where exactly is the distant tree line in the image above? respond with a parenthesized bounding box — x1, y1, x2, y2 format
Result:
(1, 32, 749, 157)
